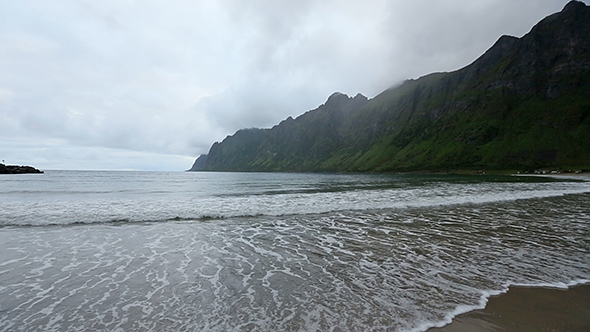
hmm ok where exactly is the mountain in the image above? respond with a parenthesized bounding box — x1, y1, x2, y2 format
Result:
(190, 1, 590, 172)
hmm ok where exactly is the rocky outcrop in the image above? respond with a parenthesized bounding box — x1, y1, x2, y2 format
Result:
(0, 164, 44, 174)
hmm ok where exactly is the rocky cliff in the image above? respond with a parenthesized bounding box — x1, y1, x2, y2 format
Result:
(190, 1, 590, 172)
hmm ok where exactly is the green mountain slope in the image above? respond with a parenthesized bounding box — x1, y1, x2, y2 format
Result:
(190, 1, 590, 172)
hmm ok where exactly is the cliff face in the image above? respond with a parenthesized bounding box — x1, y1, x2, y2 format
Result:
(190, 93, 369, 171)
(191, 1, 590, 172)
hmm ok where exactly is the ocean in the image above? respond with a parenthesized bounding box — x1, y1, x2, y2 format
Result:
(0, 170, 589, 331)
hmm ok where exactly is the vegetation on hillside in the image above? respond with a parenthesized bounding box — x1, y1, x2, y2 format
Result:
(190, 1, 590, 173)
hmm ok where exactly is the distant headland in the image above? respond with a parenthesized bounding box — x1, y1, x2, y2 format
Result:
(0, 163, 44, 174)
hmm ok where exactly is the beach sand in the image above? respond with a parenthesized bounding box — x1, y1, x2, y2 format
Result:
(428, 284, 590, 332)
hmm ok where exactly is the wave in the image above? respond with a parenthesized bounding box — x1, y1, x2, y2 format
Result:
(2, 184, 590, 227)
(0, 214, 265, 228)
(2, 190, 590, 229)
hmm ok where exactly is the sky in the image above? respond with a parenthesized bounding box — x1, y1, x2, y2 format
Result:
(0, 0, 577, 171)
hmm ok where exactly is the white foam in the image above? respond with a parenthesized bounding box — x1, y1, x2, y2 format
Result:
(3, 172, 590, 226)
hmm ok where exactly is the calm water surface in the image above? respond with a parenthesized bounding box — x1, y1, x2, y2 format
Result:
(0, 171, 589, 331)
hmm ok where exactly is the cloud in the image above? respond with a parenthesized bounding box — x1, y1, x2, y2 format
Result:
(0, 88, 15, 105)
(0, 0, 574, 170)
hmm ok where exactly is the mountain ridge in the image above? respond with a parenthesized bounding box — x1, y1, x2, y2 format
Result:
(190, 1, 590, 172)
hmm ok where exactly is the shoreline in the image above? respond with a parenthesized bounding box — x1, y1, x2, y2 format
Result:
(399, 168, 590, 177)
(426, 283, 590, 332)
(513, 172, 590, 181)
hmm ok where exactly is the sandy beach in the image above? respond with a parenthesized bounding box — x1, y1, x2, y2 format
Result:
(428, 284, 590, 332)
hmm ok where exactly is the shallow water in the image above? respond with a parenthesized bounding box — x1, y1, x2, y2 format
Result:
(1, 171, 589, 331)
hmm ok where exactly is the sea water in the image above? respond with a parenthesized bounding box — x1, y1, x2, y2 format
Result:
(0, 171, 589, 331)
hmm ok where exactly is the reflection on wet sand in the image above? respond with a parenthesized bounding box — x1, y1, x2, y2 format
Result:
(429, 284, 590, 332)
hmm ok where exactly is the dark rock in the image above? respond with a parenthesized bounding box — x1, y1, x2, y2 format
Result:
(0, 163, 44, 174)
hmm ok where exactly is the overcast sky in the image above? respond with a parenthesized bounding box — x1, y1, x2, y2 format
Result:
(0, 0, 576, 170)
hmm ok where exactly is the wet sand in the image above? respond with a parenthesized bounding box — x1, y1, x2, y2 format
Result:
(428, 284, 590, 332)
